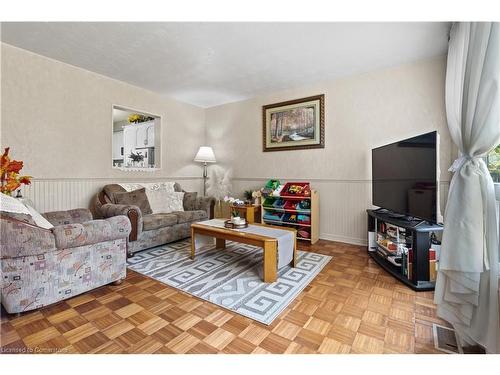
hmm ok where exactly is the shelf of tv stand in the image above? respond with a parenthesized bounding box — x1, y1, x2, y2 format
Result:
(368, 250, 435, 291)
(367, 209, 443, 292)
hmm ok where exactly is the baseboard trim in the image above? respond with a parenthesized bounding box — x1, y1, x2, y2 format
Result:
(319, 233, 367, 246)
(232, 177, 451, 184)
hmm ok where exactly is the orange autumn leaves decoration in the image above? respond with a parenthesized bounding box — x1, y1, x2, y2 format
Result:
(0, 147, 32, 195)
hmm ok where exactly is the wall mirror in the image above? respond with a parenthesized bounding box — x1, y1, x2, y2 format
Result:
(112, 105, 161, 171)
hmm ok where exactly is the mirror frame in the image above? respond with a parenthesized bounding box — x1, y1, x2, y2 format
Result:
(111, 104, 162, 171)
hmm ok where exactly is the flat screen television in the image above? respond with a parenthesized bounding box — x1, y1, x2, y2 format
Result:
(372, 131, 439, 223)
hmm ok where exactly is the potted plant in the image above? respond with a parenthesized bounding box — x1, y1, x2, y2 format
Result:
(224, 196, 245, 224)
(128, 151, 144, 167)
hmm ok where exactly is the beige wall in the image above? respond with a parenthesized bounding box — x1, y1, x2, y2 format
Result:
(206, 56, 452, 244)
(0, 43, 452, 243)
(0, 43, 206, 211)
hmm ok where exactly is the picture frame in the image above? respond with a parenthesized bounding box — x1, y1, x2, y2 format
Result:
(262, 94, 325, 152)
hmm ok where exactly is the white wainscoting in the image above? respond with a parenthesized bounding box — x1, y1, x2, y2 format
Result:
(232, 177, 450, 246)
(20, 177, 203, 213)
(20, 176, 449, 247)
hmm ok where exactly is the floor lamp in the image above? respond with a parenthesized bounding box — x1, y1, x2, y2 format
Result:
(194, 146, 216, 196)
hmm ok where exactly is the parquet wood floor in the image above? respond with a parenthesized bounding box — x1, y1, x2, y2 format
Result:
(0, 240, 451, 354)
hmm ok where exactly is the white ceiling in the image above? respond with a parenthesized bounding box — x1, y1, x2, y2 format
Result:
(1, 22, 451, 108)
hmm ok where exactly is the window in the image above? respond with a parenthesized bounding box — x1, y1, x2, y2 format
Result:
(112, 105, 161, 171)
(487, 144, 500, 183)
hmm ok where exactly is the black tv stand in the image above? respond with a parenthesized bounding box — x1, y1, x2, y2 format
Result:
(373, 208, 421, 225)
(387, 213, 414, 222)
(367, 209, 443, 291)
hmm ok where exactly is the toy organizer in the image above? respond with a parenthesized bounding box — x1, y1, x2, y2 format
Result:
(261, 181, 319, 244)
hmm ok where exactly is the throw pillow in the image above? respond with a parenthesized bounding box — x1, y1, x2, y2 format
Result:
(0, 192, 31, 215)
(163, 192, 185, 213)
(146, 189, 173, 214)
(113, 187, 153, 215)
(25, 204, 54, 229)
(0, 194, 54, 228)
(183, 192, 198, 211)
(117, 182, 177, 214)
(103, 184, 126, 203)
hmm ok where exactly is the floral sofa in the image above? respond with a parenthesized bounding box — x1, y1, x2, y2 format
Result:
(0, 209, 131, 314)
(91, 182, 215, 255)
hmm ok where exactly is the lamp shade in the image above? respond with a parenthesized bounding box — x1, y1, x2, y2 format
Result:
(194, 146, 216, 163)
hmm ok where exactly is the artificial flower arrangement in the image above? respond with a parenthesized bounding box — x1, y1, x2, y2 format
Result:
(128, 113, 155, 124)
(206, 167, 232, 218)
(223, 196, 247, 225)
(0, 147, 32, 195)
(223, 196, 245, 215)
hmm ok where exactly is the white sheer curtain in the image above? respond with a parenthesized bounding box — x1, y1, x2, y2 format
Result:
(434, 22, 500, 354)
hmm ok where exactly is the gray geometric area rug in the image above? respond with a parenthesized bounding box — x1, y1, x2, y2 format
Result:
(127, 239, 331, 325)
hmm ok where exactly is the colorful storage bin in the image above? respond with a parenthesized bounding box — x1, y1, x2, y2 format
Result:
(263, 211, 283, 222)
(262, 197, 276, 207)
(281, 182, 311, 197)
(272, 199, 285, 208)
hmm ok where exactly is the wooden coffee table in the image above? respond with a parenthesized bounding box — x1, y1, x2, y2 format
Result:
(190, 222, 297, 283)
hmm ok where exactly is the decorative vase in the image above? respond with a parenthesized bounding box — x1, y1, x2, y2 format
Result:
(254, 197, 261, 206)
(214, 200, 223, 218)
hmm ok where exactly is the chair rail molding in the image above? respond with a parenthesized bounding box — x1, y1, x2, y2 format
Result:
(231, 177, 450, 246)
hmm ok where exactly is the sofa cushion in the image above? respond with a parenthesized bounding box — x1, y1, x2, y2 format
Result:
(173, 210, 208, 224)
(43, 208, 93, 226)
(142, 213, 178, 231)
(113, 187, 153, 215)
(0, 211, 36, 226)
(183, 192, 198, 211)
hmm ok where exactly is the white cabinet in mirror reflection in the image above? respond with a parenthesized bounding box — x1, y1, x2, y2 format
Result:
(123, 126, 137, 160)
(134, 121, 154, 148)
(147, 123, 154, 147)
(112, 106, 160, 170)
(112, 131, 124, 160)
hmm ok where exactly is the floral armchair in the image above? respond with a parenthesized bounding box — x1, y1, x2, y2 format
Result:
(0, 208, 131, 314)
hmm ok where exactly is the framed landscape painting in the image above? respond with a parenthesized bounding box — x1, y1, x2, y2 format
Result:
(263, 94, 325, 152)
